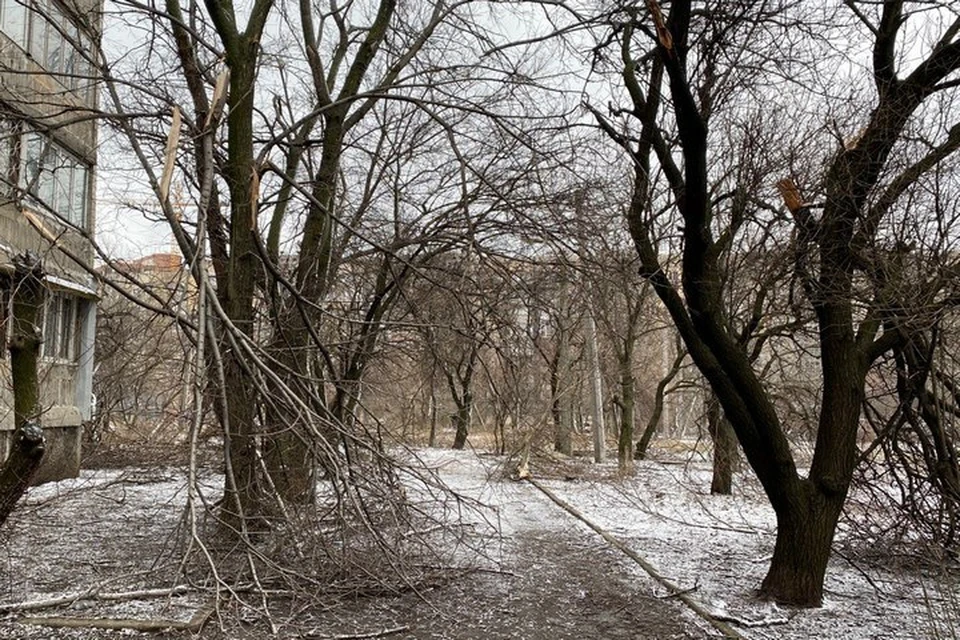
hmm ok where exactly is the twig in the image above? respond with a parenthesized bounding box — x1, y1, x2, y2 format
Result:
(302, 624, 410, 639)
(711, 612, 797, 628)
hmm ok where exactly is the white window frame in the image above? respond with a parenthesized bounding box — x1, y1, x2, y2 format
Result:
(0, 0, 27, 43)
(0, 0, 95, 103)
(41, 290, 78, 363)
(20, 128, 89, 228)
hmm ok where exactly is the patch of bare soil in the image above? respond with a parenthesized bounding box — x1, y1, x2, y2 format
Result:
(278, 530, 699, 640)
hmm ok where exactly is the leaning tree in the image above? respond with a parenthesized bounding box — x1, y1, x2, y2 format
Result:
(579, 0, 960, 606)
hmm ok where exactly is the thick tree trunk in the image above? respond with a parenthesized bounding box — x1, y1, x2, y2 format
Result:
(452, 393, 471, 450)
(706, 395, 738, 495)
(221, 353, 261, 526)
(262, 128, 342, 503)
(219, 44, 266, 531)
(0, 253, 47, 527)
(262, 424, 315, 505)
(759, 484, 843, 606)
(261, 327, 320, 506)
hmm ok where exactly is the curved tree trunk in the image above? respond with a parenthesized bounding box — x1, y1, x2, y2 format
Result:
(636, 345, 683, 460)
(0, 254, 47, 528)
(599, 0, 960, 606)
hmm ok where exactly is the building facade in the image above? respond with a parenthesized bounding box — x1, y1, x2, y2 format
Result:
(0, 0, 98, 481)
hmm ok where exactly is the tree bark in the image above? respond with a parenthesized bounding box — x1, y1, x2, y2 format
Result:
(0, 253, 47, 527)
(759, 481, 844, 605)
(584, 312, 605, 463)
(217, 19, 275, 529)
(617, 357, 635, 473)
(706, 394, 738, 495)
(446, 334, 479, 451)
(550, 329, 572, 455)
(452, 391, 471, 450)
(636, 345, 683, 460)
(163, 0, 267, 527)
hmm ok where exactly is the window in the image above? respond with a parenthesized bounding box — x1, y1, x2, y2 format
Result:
(0, 0, 95, 103)
(41, 291, 77, 362)
(20, 129, 89, 227)
(0, 119, 15, 196)
(0, 0, 27, 43)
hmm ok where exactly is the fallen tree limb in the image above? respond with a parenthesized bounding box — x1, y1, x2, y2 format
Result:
(526, 477, 747, 640)
(712, 612, 795, 628)
(18, 616, 196, 632)
(0, 585, 191, 612)
(18, 599, 213, 633)
(303, 625, 410, 639)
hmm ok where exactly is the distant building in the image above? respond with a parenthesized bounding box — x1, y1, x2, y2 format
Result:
(0, 0, 100, 481)
(94, 252, 197, 444)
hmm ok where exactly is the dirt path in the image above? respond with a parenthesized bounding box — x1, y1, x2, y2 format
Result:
(292, 526, 700, 640)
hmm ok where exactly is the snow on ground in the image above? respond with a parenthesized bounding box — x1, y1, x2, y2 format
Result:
(0, 467, 218, 630)
(413, 447, 951, 639)
(0, 449, 953, 638)
(528, 456, 945, 639)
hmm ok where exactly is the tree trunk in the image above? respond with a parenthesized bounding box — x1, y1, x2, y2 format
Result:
(584, 312, 605, 463)
(428, 386, 438, 447)
(636, 380, 667, 460)
(551, 332, 572, 455)
(219, 43, 266, 530)
(637, 343, 684, 460)
(448, 344, 478, 451)
(0, 253, 47, 527)
(759, 484, 843, 606)
(452, 392, 471, 450)
(617, 357, 635, 473)
(262, 422, 315, 505)
(707, 394, 738, 495)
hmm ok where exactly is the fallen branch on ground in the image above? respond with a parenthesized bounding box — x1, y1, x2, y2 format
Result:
(18, 600, 213, 633)
(711, 612, 796, 628)
(302, 624, 410, 639)
(0, 585, 191, 612)
(526, 477, 746, 639)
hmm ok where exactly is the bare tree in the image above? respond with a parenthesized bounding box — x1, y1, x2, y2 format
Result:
(580, 0, 960, 605)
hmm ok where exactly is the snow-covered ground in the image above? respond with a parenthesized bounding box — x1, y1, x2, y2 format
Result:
(0, 449, 953, 639)
(414, 447, 952, 640)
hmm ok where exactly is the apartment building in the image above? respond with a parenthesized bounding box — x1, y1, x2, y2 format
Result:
(0, 0, 99, 481)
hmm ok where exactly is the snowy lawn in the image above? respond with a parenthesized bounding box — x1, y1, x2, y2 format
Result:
(0, 448, 953, 638)
(501, 450, 950, 640)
